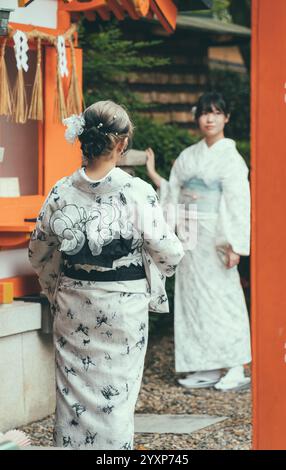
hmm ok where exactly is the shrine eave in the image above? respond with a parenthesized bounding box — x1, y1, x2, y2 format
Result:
(59, 0, 178, 34)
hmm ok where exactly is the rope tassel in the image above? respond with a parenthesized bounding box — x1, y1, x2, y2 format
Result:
(28, 38, 43, 121)
(0, 40, 13, 117)
(12, 68, 28, 123)
(67, 37, 82, 115)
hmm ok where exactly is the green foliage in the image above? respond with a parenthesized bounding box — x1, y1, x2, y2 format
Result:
(211, 0, 231, 22)
(78, 21, 169, 110)
(236, 140, 250, 168)
(208, 69, 250, 141)
(229, 0, 251, 27)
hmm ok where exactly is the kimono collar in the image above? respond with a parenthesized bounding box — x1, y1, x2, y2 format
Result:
(70, 166, 132, 195)
(201, 137, 236, 154)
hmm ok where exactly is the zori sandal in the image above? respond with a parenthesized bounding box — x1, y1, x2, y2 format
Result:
(214, 376, 250, 392)
(178, 371, 221, 389)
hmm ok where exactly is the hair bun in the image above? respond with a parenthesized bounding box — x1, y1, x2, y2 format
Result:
(78, 100, 134, 162)
(79, 126, 108, 158)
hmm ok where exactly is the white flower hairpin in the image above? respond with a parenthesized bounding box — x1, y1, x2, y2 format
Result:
(191, 106, 197, 118)
(62, 113, 85, 144)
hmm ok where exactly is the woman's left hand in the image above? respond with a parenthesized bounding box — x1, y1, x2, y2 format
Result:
(226, 248, 240, 269)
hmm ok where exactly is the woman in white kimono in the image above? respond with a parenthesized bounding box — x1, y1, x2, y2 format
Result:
(28, 100, 184, 450)
(146, 92, 251, 391)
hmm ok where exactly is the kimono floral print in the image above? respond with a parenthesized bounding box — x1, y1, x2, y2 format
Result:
(29, 165, 184, 450)
(50, 197, 134, 256)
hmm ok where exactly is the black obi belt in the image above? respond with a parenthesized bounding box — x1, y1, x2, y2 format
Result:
(62, 236, 146, 282)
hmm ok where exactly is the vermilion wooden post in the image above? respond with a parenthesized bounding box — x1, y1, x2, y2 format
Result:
(251, 0, 286, 450)
(44, 45, 82, 192)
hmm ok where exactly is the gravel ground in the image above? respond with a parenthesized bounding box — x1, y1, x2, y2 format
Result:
(19, 320, 251, 450)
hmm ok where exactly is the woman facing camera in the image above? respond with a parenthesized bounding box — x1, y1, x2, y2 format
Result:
(146, 92, 251, 391)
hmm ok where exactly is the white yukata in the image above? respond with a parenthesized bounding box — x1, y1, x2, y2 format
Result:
(28, 165, 184, 450)
(158, 138, 251, 373)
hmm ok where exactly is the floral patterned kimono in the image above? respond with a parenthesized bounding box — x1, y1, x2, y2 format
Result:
(28, 165, 184, 450)
(158, 138, 252, 373)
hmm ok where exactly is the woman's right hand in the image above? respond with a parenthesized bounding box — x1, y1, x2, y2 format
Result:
(145, 148, 161, 188)
(145, 147, 156, 175)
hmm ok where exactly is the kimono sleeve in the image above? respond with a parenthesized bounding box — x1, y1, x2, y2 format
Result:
(216, 152, 251, 256)
(141, 183, 185, 277)
(157, 152, 186, 231)
(28, 186, 62, 303)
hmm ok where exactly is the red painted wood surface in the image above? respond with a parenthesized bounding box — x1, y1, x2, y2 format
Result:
(252, 0, 286, 450)
(43, 46, 82, 192)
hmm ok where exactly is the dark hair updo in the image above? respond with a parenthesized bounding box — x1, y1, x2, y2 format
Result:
(78, 100, 134, 163)
(194, 92, 230, 121)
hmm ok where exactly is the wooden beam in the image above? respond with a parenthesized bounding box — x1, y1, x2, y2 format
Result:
(84, 11, 97, 21)
(107, 0, 126, 20)
(118, 149, 147, 167)
(150, 0, 177, 34)
(96, 5, 111, 20)
(132, 0, 150, 17)
(18, 0, 35, 6)
(60, 0, 106, 12)
(146, 9, 154, 19)
(60, 0, 178, 33)
(119, 0, 141, 20)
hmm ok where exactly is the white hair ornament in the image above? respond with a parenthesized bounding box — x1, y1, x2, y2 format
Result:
(191, 106, 197, 118)
(62, 113, 85, 144)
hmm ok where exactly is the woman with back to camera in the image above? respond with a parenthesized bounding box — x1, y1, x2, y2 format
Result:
(28, 100, 184, 449)
(145, 92, 251, 391)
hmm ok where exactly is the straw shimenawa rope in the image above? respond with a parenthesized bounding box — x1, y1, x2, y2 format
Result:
(2, 24, 78, 123)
